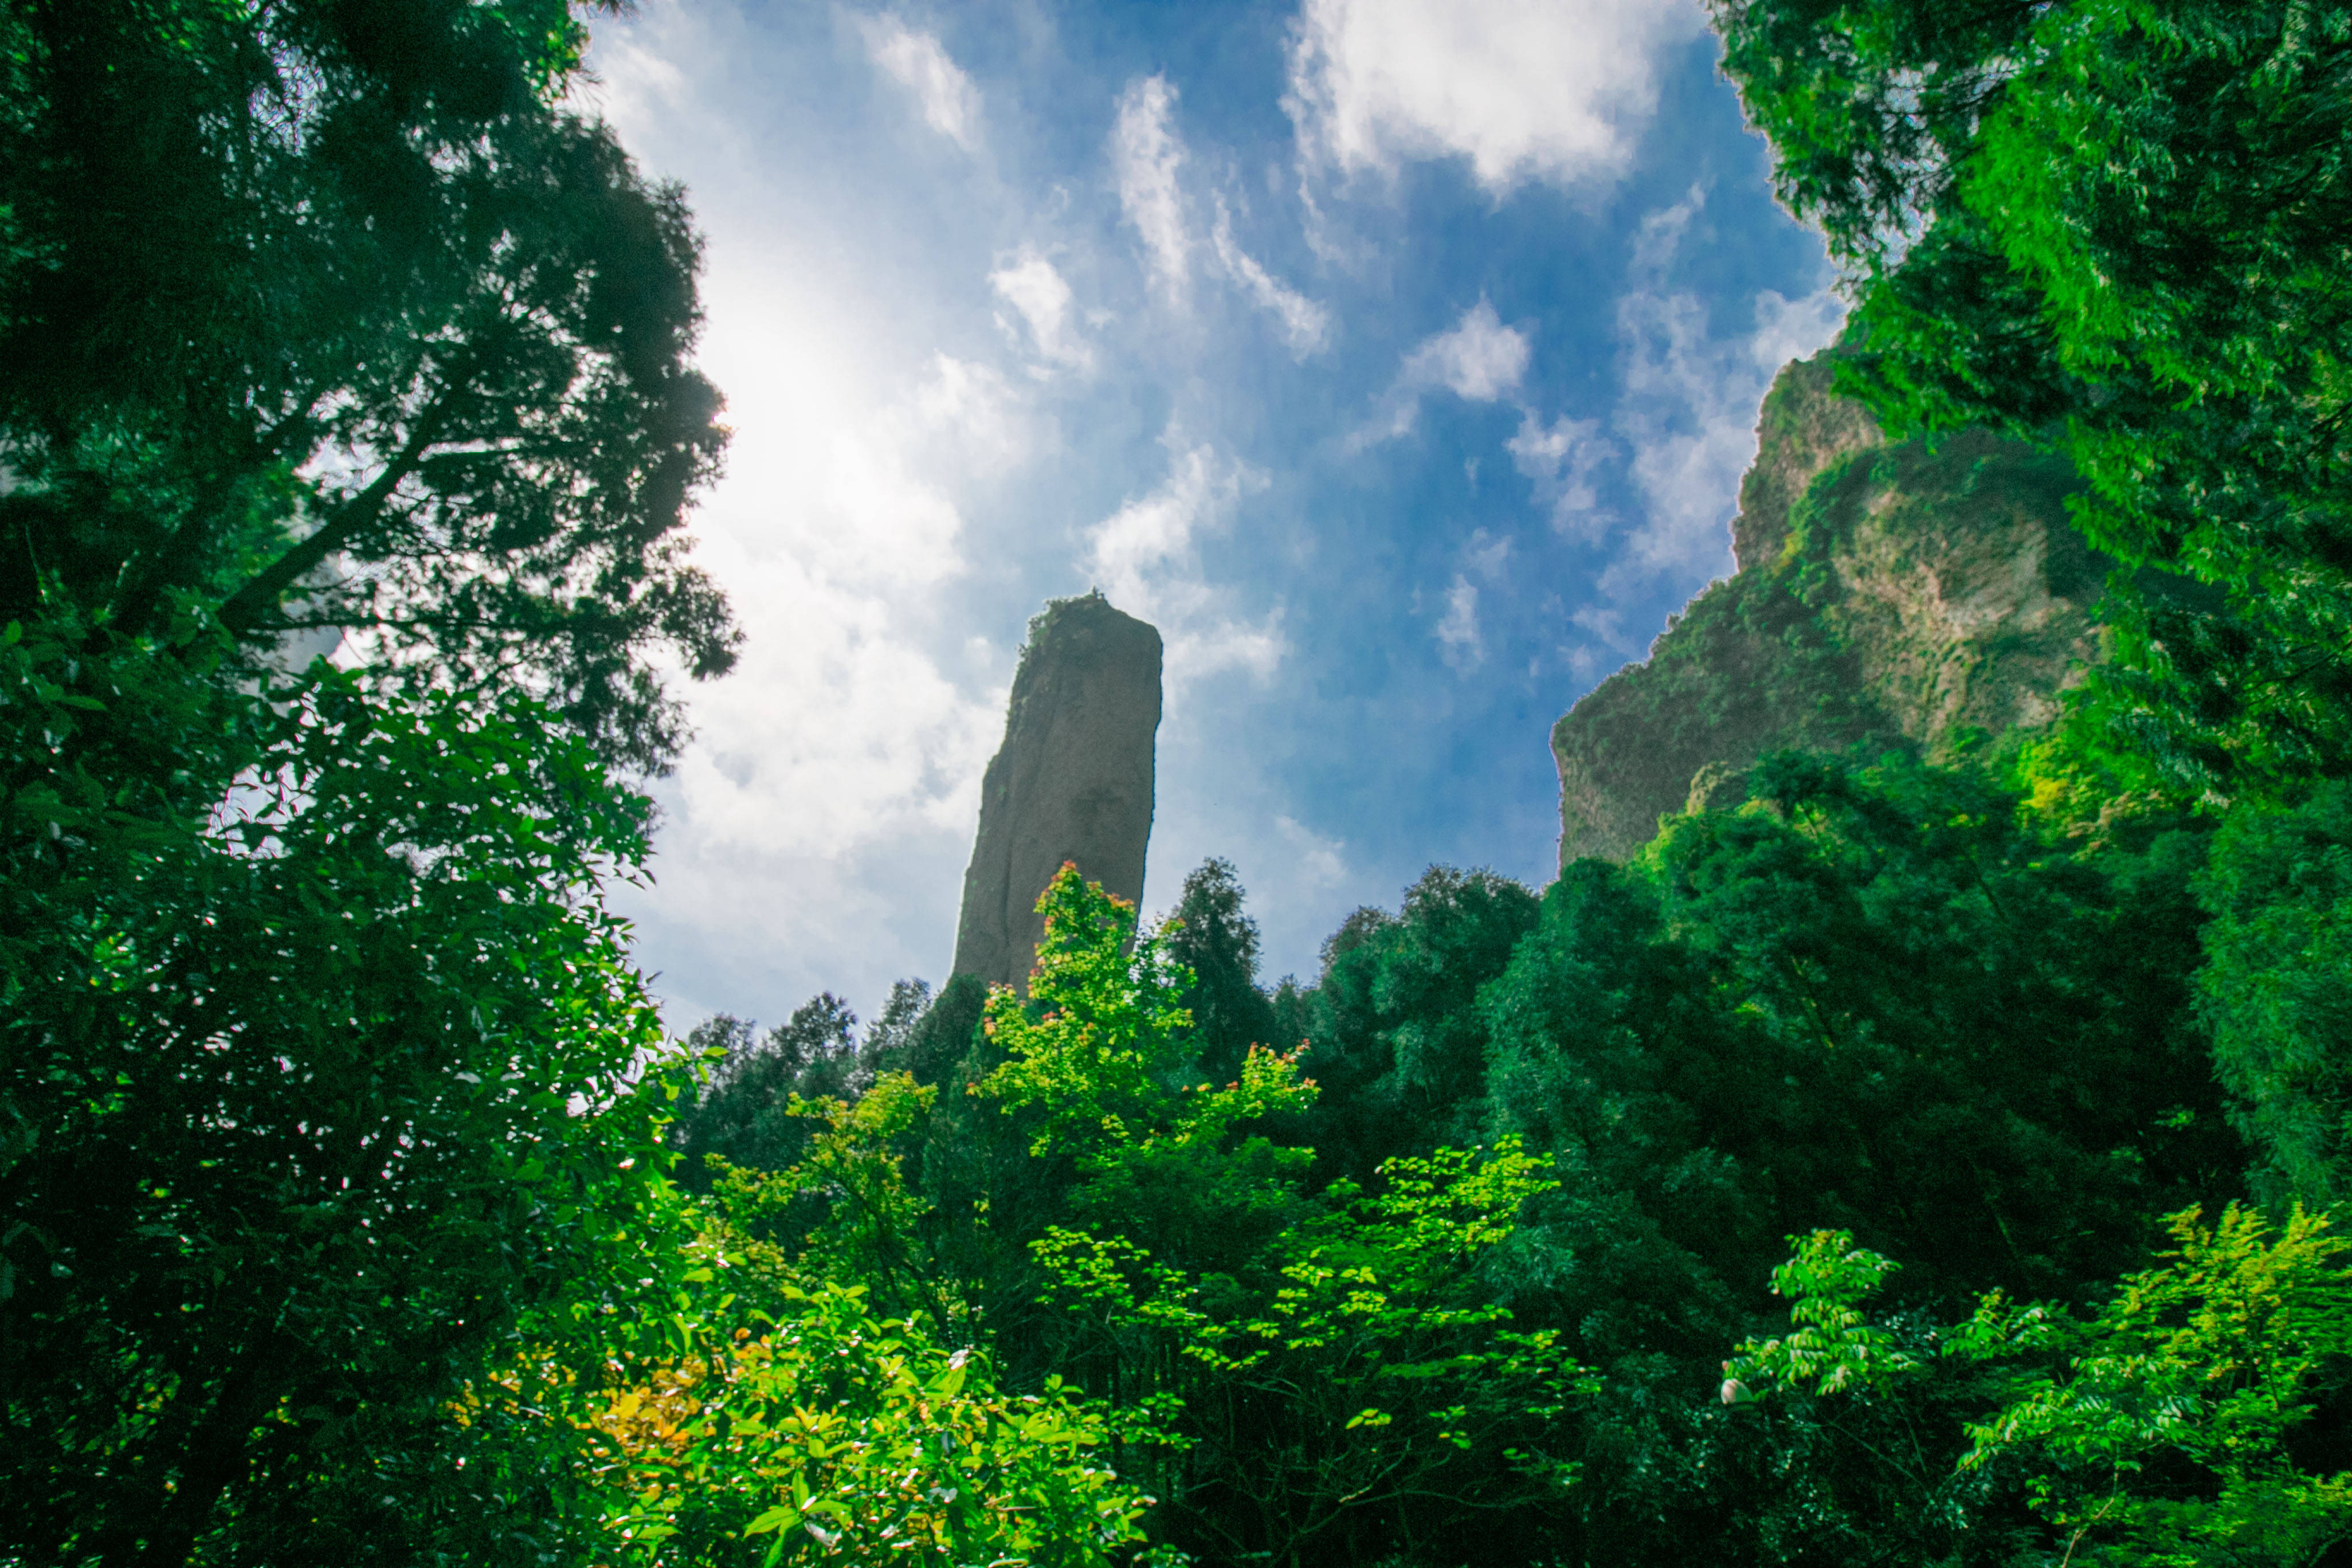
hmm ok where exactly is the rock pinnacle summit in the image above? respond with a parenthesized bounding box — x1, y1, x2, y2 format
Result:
(951, 592, 1162, 991)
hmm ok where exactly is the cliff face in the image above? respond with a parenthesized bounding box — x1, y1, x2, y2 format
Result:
(1552, 351, 2108, 865)
(952, 592, 1163, 990)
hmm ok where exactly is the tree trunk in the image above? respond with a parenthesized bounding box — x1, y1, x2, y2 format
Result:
(103, 1327, 304, 1568)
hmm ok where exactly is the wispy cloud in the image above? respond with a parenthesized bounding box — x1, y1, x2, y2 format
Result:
(1084, 438, 1281, 686)
(1433, 574, 1482, 670)
(1361, 297, 1530, 444)
(1495, 188, 1843, 687)
(1562, 601, 1634, 683)
(990, 250, 1094, 374)
(1462, 526, 1512, 579)
(858, 14, 982, 150)
(1275, 813, 1349, 889)
(1426, 529, 1511, 673)
(1507, 411, 1614, 542)
(1577, 187, 1845, 617)
(1285, 0, 1706, 194)
(1210, 195, 1331, 356)
(1112, 75, 1191, 303)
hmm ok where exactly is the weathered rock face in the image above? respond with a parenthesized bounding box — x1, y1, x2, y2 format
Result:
(1551, 350, 2110, 865)
(952, 593, 1163, 990)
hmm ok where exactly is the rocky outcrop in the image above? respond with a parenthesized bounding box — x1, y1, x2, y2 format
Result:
(952, 593, 1163, 990)
(1729, 352, 1886, 575)
(1552, 350, 2110, 865)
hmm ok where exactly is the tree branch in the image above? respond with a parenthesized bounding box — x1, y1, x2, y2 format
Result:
(217, 396, 459, 637)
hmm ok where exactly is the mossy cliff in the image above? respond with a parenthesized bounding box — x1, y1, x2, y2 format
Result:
(1552, 351, 2108, 865)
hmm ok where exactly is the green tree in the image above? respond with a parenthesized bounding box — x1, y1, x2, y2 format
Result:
(0, 9, 746, 1555)
(2197, 781, 2352, 1210)
(1950, 1205, 2352, 1566)
(707, 1071, 957, 1327)
(1493, 753, 2236, 1313)
(0, 0, 735, 770)
(873, 973, 985, 1091)
(1163, 857, 1282, 1089)
(1467, 752, 2249, 1565)
(1659, 751, 2235, 1297)
(861, 979, 936, 1077)
(2, 652, 680, 1566)
(555, 1198, 1162, 1568)
(1301, 866, 1540, 1179)
(979, 867, 1592, 1568)
(1732, 1206, 2352, 1566)
(669, 994, 864, 1191)
(979, 864, 1315, 1275)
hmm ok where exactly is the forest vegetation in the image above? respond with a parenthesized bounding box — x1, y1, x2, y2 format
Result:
(5, 2, 2351, 1566)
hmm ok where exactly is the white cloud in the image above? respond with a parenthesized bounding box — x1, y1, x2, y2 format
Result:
(1613, 294, 1758, 583)
(1362, 297, 1530, 442)
(1433, 573, 1482, 670)
(1751, 285, 1849, 376)
(990, 251, 1094, 373)
(1211, 196, 1331, 356)
(1590, 189, 1846, 602)
(787, 352, 1035, 588)
(1112, 75, 1191, 303)
(667, 555, 997, 861)
(1406, 298, 1529, 399)
(903, 354, 1035, 475)
(1462, 526, 1512, 580)
(579, 33, 688, 123)
(656, 342, 1033, 864)
(1507, 411, 1615, 542)
(1084, 440, 1282, 686)
(1087, 445, 1242, 597)
(1285, 0, 1706, 194)
(1275, 814, 1349, 890)
(569, 3, 1037, 1015)
(621, 518, 1006, 1024)
(599, 236, 1046, 1018)
(859, 15, 982, 150)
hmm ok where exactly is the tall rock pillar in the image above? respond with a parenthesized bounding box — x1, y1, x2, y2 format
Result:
(952, 592, 1163, 990)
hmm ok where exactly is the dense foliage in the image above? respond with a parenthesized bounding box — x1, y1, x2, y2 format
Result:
(673, 741, 2342, 1566)
(5, 629, 684, 1567)
(0, 2, 742, 1562)
(1712, 0, 2352, 799)
(0, 0, 738, 770)
(10, 1, 2352, 1566)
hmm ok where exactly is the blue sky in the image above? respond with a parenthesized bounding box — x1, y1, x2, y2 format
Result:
(582, 0, 1843, 1033)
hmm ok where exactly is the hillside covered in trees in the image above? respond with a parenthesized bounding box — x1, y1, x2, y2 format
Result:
(6, 3, 2352, 1567)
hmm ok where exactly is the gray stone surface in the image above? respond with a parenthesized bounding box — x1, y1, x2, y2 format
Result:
(951, 593, 1162, 991)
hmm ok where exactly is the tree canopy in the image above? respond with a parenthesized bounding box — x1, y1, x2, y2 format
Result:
(0, 0, 736, 770)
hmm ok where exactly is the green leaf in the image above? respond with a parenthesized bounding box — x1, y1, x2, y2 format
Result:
(744, 1504, 799, 1537)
